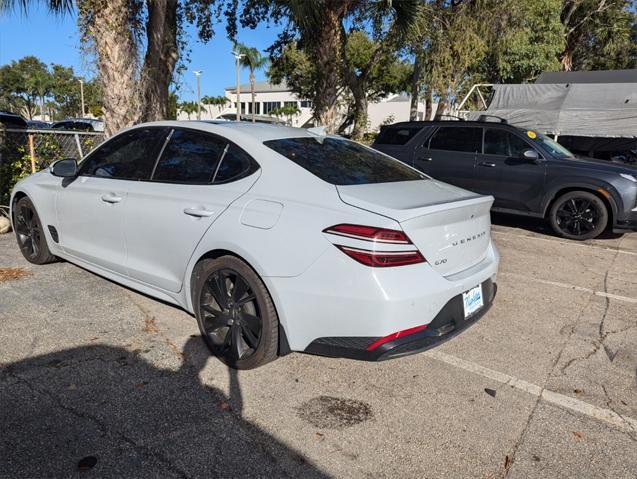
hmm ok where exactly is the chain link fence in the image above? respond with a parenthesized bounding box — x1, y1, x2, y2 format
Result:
(0, 128, 105, 204)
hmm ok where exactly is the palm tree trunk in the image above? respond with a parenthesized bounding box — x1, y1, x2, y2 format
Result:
(139, 0, 178, 122)
(313, 6, 343, 133)
(409, 51, 422, 121)
(89, 0, 139, 137)
(250, 71, 256, 123)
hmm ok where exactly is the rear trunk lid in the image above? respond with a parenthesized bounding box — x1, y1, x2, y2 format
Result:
(336, 180, 494, 276)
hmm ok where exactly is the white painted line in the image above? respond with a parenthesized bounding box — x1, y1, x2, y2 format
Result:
(491, 230, 637, 257)
(500, 272, 637, 304)
(425, 350, 637, 434)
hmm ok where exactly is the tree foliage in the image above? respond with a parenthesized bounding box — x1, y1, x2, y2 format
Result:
(0, 56, 102, 120)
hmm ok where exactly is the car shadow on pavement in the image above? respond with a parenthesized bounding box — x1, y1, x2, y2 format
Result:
(0, 337, 329, 478)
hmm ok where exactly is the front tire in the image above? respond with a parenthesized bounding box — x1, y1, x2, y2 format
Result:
(13, 196, 57, 264)
(549, 191, 608, 240)
(192, 256, 279, 369)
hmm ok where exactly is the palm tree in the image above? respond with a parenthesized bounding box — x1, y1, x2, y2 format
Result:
(2, 0, 179, 137)
(235, 43, 269, 123)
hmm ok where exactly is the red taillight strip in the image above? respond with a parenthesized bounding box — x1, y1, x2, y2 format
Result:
(336, 245, 425, 267)
(323, 224, 412, 244)
(367, 324, 429, 351)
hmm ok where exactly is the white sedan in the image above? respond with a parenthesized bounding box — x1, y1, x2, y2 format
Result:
(11, 121, 499, 369)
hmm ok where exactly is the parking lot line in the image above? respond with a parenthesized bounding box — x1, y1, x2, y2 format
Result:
(425, 350, 637, 434)
(491, 230, 637, 257)
(500, 272, 637, 304)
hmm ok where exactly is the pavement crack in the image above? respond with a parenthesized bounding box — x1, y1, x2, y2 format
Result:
(601, 384, 637, 442)
(6, 370, 191, 478)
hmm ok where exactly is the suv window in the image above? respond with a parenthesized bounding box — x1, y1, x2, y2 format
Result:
(80, 127, 168, 180)
(264, 137, 425, 185)
(214, 144, 258, 183)
(375, 125, 423, 145)
(152, 129, 227, 183)
(429, 127, 481, 153)
(484, 128, 531, 157)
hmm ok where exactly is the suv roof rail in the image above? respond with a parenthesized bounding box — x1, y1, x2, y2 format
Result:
(434, 115, 465, 122)
(476, 114, 508, 124)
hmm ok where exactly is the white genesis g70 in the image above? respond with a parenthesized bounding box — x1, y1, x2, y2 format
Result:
(11, 121, 499, 369)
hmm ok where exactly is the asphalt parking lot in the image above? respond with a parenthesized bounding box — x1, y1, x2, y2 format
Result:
(1, 218, 636, 479)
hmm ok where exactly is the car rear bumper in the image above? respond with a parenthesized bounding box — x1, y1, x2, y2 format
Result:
(304, 279, 496, 361)
(614, 210, 637, 231)
(265, 240, 499, 355)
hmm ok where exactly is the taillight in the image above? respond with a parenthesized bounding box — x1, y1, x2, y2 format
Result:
(323, 224, 412, 244)
(336, 246, 425, 267)
(324, 224, 426, 268)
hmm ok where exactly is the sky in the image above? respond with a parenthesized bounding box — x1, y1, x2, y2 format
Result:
(0, 4, 284, 101)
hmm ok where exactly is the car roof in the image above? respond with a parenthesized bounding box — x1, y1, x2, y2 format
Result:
(132, 120, 317, 142)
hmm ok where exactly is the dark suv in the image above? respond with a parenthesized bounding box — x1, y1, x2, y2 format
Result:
(372, 120, 637, 240)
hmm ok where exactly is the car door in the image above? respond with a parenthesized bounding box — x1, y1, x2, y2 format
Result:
(412, 126, 482, 190)
(474, 127, 547, 212)
(123, 128, 260, 293)
(55, 127, 169, 274)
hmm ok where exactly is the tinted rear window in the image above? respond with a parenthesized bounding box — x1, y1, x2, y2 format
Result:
(264, 137, 425, 185)
(375, 126, 423, 145)
(429, 127, 482, 153)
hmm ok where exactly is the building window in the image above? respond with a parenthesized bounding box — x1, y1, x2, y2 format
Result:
(300, 100, 313, 108)
(263, 101, 282, 115)
(247, 102, 261, 115)
(284, 101, 298, 109)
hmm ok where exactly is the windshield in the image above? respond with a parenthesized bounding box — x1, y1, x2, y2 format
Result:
(529, 132, 574, 158)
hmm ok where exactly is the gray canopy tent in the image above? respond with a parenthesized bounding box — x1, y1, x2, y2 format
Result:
(471, 82, 637, 138)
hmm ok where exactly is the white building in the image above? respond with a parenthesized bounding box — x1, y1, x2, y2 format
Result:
(178, 80, 430, 132)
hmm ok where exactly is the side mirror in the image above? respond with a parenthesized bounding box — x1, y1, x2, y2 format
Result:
(522, 149, 539, 162)
(51, 158, 78, 178)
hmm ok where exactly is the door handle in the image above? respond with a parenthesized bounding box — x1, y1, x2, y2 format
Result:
(183, 207, 215, 218)
(417, 157, 432, 162)
(479, 162, 496, 168)
(101, 193, 123, 203)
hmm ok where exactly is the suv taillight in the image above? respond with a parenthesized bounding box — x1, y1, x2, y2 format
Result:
(323, 224, 426, 267)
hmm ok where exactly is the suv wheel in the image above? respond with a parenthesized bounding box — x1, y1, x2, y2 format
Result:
(549, 191, 608, 240)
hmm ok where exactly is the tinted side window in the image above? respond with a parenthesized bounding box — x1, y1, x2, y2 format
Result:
(80, 128, 168, 180)
(483, 129, 509, 155)
(214, 144, 258, 183)
(153, 129, 227, 184)
(375, 126, 423, 145)
(264, 137, 425, 185)
(429, 127, 481, 153)
(484, 129, 532, 157)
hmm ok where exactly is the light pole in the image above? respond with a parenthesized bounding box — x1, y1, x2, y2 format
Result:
(79, 79, 85, 117)
(231, 51, 245, 121)
(193, 70, 202, 120)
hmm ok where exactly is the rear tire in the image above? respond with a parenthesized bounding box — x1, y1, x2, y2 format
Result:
(549, 191, 608, 240)
(192, 256, 279, 370)
(13, 196, 57, 264)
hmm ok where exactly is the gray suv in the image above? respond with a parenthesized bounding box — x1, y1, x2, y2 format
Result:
(372, 120, 637, 240)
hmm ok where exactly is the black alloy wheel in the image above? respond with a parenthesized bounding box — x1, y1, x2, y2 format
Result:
(549, 191, 608, 240)
(193, 256, 278, 369)
(14, 196, 56, 264)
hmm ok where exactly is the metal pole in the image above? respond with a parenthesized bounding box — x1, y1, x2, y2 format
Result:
(79, 79, 85, 117)
(236, 56, 241, 121)
(232, 51, 245, 122)
(193, 71, 202, 120)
